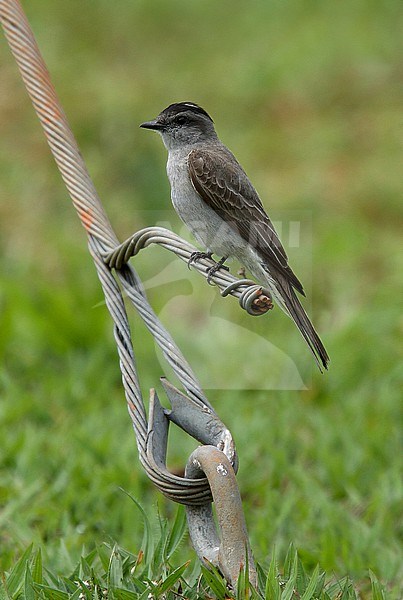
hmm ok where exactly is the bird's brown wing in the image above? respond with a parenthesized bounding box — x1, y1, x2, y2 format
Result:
(188, 148, 304, 295)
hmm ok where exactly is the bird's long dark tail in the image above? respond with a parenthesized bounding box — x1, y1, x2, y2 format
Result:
(272, 275, 329, 372)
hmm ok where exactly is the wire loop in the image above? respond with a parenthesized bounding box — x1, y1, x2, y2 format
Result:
(104, 227, 274, 316)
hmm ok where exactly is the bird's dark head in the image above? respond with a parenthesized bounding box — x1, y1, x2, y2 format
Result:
(140, 102, 217, 150)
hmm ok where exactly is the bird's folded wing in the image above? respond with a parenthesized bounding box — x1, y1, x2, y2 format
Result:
(188, 148, 304, 295)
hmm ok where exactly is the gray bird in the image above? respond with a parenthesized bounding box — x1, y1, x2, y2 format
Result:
(140, 102, 329, 371)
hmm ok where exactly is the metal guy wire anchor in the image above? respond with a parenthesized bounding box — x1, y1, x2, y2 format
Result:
(145, 379, 238, 505)
(186, 446, 257, 588)
(147, 382, 255, 587)
(161, 379, 237, 470)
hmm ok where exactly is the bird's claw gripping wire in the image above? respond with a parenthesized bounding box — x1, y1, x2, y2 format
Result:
(206, 255, 229, 285)
(188, 251, 230, 285)
(187, 250, 213, 269)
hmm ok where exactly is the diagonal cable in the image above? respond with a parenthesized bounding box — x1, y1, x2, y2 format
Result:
(0, 0, 268, 505)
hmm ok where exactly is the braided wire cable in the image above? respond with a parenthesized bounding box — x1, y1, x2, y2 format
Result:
(0, 0, 220, 502)
(0, 0, 268, 504)
(0, 3, 117, 248)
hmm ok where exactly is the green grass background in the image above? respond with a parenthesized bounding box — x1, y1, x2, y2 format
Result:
(0, 0, 402, 597)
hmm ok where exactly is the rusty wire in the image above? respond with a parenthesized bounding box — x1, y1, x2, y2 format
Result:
(0, 0, 212, 499)
(0, 0, 259, 584)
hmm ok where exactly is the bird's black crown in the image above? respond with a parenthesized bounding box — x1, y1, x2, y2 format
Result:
(160, 102, 213, 123)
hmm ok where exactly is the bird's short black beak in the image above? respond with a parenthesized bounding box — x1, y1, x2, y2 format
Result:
(140, 118, 165, 131)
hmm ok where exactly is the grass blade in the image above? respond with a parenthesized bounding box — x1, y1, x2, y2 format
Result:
(300, 564, 321, 600)
(281, 549, 298, 600)
(200, 563, 232, 599)
(369, 570, 386, 600)
(5, 544, 33, 596)
(164, 505, 187, 560)
(31, 548, 43, 585)
(33, 584, 69, 599)
(155, 560, 190, 595)
(119, 490, 154, 566)
(265, 547, 280, 600)
(107, 545, 124, 591)
(113, 590, 139, 600)
(24, 564, 35, 600)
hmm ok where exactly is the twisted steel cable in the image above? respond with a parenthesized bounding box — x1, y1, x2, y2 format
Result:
(0, 0, 209, 499)
(0, 0, 269, 505)
(1, 1, 263, 583)
(0, 0, 218, 503)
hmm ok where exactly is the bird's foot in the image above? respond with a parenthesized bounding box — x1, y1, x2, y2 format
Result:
(206, 256, 229, 284)
(187, 250, 213, 269)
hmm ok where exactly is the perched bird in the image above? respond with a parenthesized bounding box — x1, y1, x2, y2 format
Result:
(140, 102, 329, 371)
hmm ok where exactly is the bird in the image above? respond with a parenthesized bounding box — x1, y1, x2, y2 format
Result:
(140, 102, 329, 371)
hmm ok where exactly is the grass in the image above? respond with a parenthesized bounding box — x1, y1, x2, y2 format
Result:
(0, 0, 402, 598)
(0, 507, 391, 599)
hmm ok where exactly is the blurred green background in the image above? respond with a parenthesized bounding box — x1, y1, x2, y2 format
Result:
(0, 0, 402, 594)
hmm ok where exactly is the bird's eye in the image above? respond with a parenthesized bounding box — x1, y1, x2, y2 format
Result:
(176, 115, 188, 125)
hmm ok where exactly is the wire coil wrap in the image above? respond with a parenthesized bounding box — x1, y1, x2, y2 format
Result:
(105, 226, 273, 316)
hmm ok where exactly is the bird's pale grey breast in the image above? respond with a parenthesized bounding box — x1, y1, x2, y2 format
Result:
(167, 145, 253, 257)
